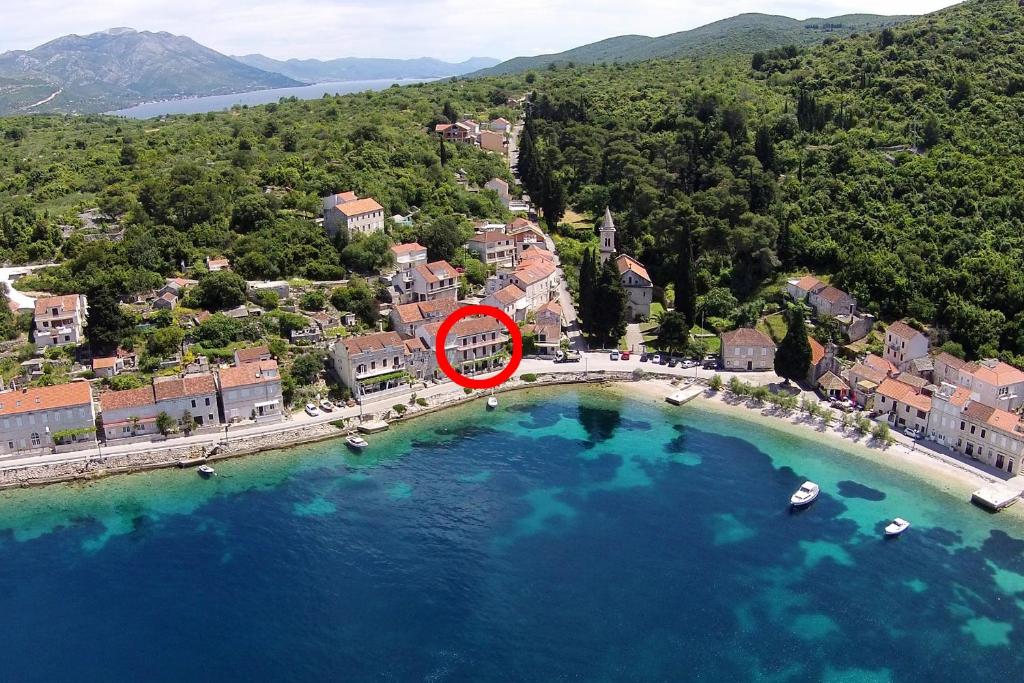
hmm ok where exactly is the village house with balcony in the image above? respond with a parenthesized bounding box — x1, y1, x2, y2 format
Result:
(929, 383, 1022, 474)
(467, 231, 517, 268)
(390, 242, 430, 303)
(847, 354, 897, 407)
(720, 328, 776, 371)
(482, 284, 529, 323)
(333, 331, 412, 403)
(0, 382, 96, 455)
(322, 191, 385, 240)
(883, 320, 930, 371)
(528, 301, 563, 357)
(33, 294, 88, 350)
(418, 316, 508, 378)
(410, 260, 460, 303)
(218, 359, 283, 424)
(875, 377, 931, 434)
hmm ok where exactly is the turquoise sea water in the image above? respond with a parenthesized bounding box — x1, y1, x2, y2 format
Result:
(0, 386, 1022, 681)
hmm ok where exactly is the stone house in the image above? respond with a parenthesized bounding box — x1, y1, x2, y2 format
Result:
(720, 328, 776, 371)
(218, 360, 284, 424)
(0, 382, 96, 455)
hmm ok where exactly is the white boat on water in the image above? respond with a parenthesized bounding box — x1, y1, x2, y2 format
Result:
(197, 464, 216, 477)
(346, 435, 369, 450)
(790, 481, 820, 507)
(885, 518, 911, 537)
(487, 396, 498, 409)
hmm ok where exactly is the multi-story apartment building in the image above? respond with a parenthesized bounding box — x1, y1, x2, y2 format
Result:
(933, 353, 1024, 411)
(883, 320, 929, 371)
(418, 316, 508, 376)
(467, 231, 516, 267)
(34, 294, 88, 349)
(410, 260, 460, 303)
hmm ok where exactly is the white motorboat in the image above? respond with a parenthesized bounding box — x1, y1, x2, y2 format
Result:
(197, 464, 216, 477)
(884, 518, 911, 537)
(487, 396, 498, 409)
(790, 481, 820, 507)
(346, 435, 368, 450)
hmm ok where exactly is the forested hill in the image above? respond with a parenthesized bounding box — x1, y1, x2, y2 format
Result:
(2, 0, 1024, 363)
(466, 12, 913, 77)
(509, 0, 1024, 362)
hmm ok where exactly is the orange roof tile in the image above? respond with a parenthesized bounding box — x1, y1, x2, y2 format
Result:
(793, 275, 825, 293)
(512, 261, 556, 286)
(863, 354, 898, 375)
(809, 337, 824, 366)
(219, 360, 280, 389)
(721, 328, 774, 347)
(343, 331, 404, 355)
(92, 356, 118, 370)
(488, 284, 526, 307)
(964, 360, 1024, 388)
(100, 386, 155, 412)
(615, 254, 651, 284)
(886, 320, 925, 342)
(877, 377, 931, 413)
(34, 294, 83, 316)
(235, 345, 271, 364)
(0, 382, 93, 417)
(332, 197, 383, 217)
(391, 242, 426, 256)
(153, 374, 216, 401)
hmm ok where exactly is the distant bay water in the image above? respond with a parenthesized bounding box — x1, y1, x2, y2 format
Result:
(1, 386, 1022, 680)
(108, 78, 438, 118)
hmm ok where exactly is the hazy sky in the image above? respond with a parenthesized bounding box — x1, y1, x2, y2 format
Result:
(1, 0, 961, 62)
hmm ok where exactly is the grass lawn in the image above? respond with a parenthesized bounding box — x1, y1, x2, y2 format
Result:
(757, 313, 788, 343)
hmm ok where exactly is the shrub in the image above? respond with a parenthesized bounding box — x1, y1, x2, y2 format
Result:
(464, 387, 473, 394)
(750, 385, 770, 403)
(416, 397, 428, 407)
(856, 416, 872, 435)
(522, 373, 538, 382)
(392, 403, 407, 415)
(872, 422, 891, 443)
(708, 374, 723, 391)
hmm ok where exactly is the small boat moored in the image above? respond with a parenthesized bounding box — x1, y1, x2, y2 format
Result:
(884, 518, 911, 537)
(487, 396, 498, 409)
(790, 481, 820, 507)
(346, 435, 369, 450)
(197, 464, 216, 477)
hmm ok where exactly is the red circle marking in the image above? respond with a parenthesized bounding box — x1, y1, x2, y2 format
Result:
(434, 304, 523, 390)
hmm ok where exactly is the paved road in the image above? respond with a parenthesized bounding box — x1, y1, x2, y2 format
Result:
(508, 122, 523, 177)
(0, 263, 56, 311)
(624, 323, 645, 353)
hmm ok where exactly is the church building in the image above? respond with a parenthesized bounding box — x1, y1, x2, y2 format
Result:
(599, 207, 654, 321)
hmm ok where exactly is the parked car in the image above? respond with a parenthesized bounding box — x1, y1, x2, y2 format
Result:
(640, 353, 649, 362)
(304, 403, 320, 417)
(702, 358, 718, 369)
(319, 400, 335, 413)
(659, 355, 669, 365)
(610, 351, 620, 360)
(668, 357, 679, 367)
(620, 351, 630, 360)
(681, 359, 699, 369)
(904, 426, 923, 439)
(651, 354, 661, 364)
(555, 350, 581, 363)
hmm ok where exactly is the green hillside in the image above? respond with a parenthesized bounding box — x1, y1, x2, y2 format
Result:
(2, 0, 1024, 363)
(467, 12, 913, 77)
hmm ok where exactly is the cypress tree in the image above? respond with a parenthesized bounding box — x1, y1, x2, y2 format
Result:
(754, 125, 776, 172)
(594, 258, 627, 348)
(438, 137, 449, 166)
(540, 168, 566, 230)
(774, 306, 812, 384)
(579, 248, 593, 336)
(442, 101, 458, 123)
(674, 225, 697, 330)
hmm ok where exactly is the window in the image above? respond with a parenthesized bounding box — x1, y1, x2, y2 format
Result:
(191, 399, 197, 408)
(30, 432, 40, 447)
(205, 398, 211, 406)
(981, 429, 987, 439)
(960, 420, 965, 430)
(970, 425, 976, 435)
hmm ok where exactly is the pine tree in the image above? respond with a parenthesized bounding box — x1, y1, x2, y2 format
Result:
(674, 225, 696, 330)
(774, 306, 812, 384)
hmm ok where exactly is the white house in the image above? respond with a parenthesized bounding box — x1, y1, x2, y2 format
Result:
(218, 360, 283, 423)
(152, 373, 221, 430)
(417, 316, 508, 378)
(322, 191, 385, 240)
(482, 284, 529, 322)
(467, 231, 517, 268)
(933, 353, 1024, 411)
(615, 254, 653, 321)
(333, 331, 412, 403)
(390, 299, 460, 336)
(410, 260, 460, 303)
(929, 382, 1023, 474)
(883, 320, 929, 371)
(34, 294, 88, 349)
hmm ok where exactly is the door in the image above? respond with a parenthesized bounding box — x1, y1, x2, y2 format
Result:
(965, 443, 974, 457)
(996, 454, 1005, 469)
(747, 361, 752, 371)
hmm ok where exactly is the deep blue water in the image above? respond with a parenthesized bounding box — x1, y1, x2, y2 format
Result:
(108, 78, 436, 118)
(1, 386, 1023, 682)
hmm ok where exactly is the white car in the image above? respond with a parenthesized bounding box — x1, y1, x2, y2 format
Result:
(609, 351, 620, 360)
(651, 354, 662, 364)
(305, 403, 320, 417)
(904, 426, 922, 439)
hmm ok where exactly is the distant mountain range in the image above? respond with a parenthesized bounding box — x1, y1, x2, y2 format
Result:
(466, 13, 913, 77)
(232, 54, 500, 83)
(0, 28, 301, 115)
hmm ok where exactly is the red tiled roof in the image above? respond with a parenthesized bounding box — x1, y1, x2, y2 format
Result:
(0, 382, 93, 416)
(816, 285, 850, 303)
(934, 351, 967, 372)
(886, 320, 924, 342)
(863, 354, 897, 375)
(721, 328, 774, 347)
(235, 345, 270, 364)
(809, 337, 824, 366)
(537, 300, 562, 318)
(513, 261, 556, 286)
(964, 359, 1024, 388)
(332, 197, 383, 217)
(219, 360, 280, 389)
(488, 284, 526, 307)
(34, 294, 82, 316)
(615, 254, 651, 284)
(92, 356, 117, 370)
(158, 292, 177, 303)
(877, 377, 931, 412)
(153, 374, 216, 401)
(404, 337, 426, 353)
(793, 275, 824, 293)
(414, 260, 457, 285)
(343, 331, 404, 355)
(849, 362, 887, 386)
(391, 242, 426, 256)
(100, 386, 155, 412)
(468, 231, 511, 244)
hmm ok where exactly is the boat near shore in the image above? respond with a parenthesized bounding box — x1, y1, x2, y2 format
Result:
(884, 518, 911, 537)
(790, 481, 820, 507)
(346, 435, 368, 451)
(197, 464, 216, 477)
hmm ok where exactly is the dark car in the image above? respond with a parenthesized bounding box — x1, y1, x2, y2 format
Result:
(640, 353, 649, 362)
(667, 357, 679, 367)
(659, 355, 669, 365)
(703, 358, 719, 369)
